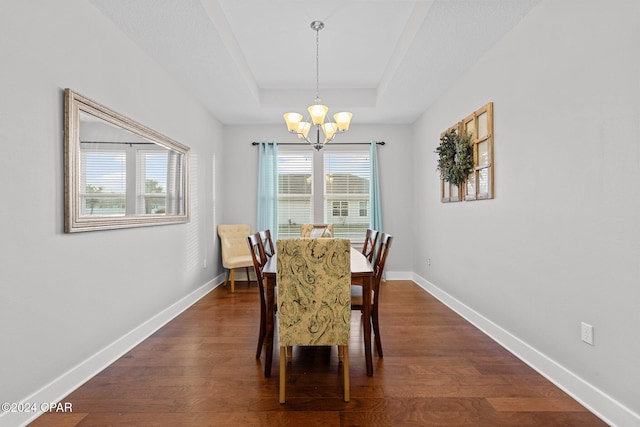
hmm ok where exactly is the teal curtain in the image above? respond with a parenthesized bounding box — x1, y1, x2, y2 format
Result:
(370, 141, 382, 232)
(257, 141, 278, 241)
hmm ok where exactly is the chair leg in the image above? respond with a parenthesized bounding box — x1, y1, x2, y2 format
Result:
(230, 268, 235, 293)
(372, 301, 383, 357)
(342, 345, 350, 402)
(279, 346, 286, 404)
(256, 299, 266, 359)
(223, 269, 230, 287)
(245, 267, 251, 287)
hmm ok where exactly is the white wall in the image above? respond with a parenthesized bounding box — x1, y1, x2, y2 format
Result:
(0, 1, 223, 423)
(221, 123, 415, 275)
(412, 0, 640, 424)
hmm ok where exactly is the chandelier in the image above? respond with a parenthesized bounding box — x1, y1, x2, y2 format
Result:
(283, 21, 352, 151)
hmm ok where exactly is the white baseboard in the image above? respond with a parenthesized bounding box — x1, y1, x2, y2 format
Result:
(411, 273, 640, 427)
(384, 270, 413, 281)
(2, 275, 225, 427)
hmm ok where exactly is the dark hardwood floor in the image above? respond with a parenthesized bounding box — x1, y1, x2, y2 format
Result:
(30, 280, 607, 426)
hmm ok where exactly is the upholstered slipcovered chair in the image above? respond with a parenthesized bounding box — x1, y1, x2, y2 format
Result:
(299, 223, 334, 238)
(276, 237, 351, 403)
(217, 224, 253, 293)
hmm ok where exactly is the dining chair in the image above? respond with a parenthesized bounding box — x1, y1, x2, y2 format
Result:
(361, 228, 379, 262)
(276, 237, 351, 403)
(351, 232, 393, 357)
(299, 223, 334, 238)
(351, 228, 378, 286)
(259, 229, 275, 259)
(217, 224, 253, 293)
(247, 232, 270, 359)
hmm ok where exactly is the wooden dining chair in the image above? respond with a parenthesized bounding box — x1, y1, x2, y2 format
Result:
(351, 228, 378, 285)
(217, 224, 253, 293)
(247, 232, 270, 359)
(299, 223, 334, 237)
(351, 232, 393, 357)
(361, 228, 379, 262)
(276, 237, 351, 403)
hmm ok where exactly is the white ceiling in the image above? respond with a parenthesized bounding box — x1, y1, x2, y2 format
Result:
(89, 0, 540, 125)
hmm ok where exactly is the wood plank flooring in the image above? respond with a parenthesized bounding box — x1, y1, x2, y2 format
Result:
(30, 280, 607, 426)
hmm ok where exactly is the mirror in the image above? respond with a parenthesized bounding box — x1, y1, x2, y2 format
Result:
(64, 89, 190, 232)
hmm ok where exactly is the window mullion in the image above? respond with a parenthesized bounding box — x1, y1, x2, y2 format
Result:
(312, 150, 324, 223)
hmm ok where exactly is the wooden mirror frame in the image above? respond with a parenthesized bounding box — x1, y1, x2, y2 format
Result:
(64, 89, 190, 232)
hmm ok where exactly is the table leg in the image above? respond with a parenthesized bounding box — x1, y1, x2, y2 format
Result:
(363, 275, 373, 376)
(264, 276, 275, 377)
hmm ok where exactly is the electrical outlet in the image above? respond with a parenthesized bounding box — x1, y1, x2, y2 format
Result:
(581, 322, 594, 345)
(427, 258, 431, 266)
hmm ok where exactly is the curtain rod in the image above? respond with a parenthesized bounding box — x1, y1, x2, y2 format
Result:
(81, 141, 155, 145)
(251, 141, 385, 146)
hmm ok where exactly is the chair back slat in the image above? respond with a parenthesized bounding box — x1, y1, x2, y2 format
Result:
(259, 229, 275, 259)
(373, 233, 393, 292)
(361, 228, 379, 262)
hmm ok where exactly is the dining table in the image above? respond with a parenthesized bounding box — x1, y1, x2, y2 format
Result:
(261, 246, 375, 377)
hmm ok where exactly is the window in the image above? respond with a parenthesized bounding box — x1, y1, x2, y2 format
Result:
(80, 144, 175, 216)
(277, 151, 313, 237)
(359, 201, 368, 217)
(80, 149, 126, 215)
(275, 148, 371, 241)
(324, 150, 371, 240)
(137, 150, 168, 214)
(332, 201, 348, 217)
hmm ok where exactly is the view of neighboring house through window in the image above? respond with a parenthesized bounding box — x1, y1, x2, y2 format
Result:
(277, 150, 313, 237)
(359, 201, 368, 217)
(277, 147, 371, 241)
(324, 150, 371, 240)
(332, 201, 348, 217)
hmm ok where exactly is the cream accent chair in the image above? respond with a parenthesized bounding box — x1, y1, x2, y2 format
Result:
(299, 223, 334, 238)
(277, 237, 351, 403)
(217, 224, 253, 293)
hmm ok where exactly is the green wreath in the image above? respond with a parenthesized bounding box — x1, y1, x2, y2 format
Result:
(436, 129, 474, 187)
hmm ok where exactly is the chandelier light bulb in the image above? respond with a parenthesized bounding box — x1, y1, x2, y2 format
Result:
(283, 112, 303, 133)
(322, 122, 338, 143)
(308, 104, 329, 125)
(334, 112, 352, 132)
(297, 121, 311, 140)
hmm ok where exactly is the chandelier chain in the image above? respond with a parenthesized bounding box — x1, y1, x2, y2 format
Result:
(315, 25, 320, 101)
